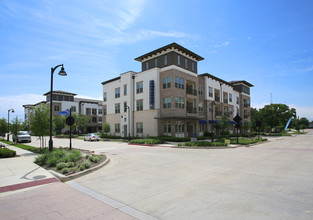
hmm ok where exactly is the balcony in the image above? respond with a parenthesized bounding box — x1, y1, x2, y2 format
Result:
(215, 110, 222, 116)
(223, 98, 228, 104)
(215, 96, 220, 102)
(187, 107, 197, 114)
(186, 88, 197, 96)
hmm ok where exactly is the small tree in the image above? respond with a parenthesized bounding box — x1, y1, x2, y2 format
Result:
(53, 115, 65, 134)
(218, 115, 230, 135)
(242, 121, 252, 136)
(29, 104, 50, 149)
(102, 122, 110, 136)
(10, 116, 22, 142)
(0, 118, 7, 137)
(71, 113, 89, 134)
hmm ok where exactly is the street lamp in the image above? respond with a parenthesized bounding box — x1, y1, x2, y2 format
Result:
(7, 109, 14, 141)
(49, 64, 67, 152)
(211, 101, 215, 142)
(126, 106, 130, 139)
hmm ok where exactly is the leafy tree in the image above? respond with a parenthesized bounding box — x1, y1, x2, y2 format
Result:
(299, 117, 309, 128)
(217, 115, 229, 135)
(0, 118, 7, 137)
(102, 122, 110, 135)
(10, 116, 22, 141)
(259, 104, 296, 131)
(242, 121, 252, 135)
(251, 108, 262, 132)
(53, 115, 65, 134)
(29, 104, 50, 149)
(71, 113, 89, 133)
(292, 118, 301, 132)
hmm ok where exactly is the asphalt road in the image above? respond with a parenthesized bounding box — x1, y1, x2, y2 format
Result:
(28, 132, 313, 219)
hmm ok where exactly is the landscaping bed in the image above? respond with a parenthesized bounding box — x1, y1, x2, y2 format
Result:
(34, 148, 106, 176)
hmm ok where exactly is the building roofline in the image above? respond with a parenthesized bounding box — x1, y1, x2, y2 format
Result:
(43, 90, 77, 96)
(101, 76, 121, 85)
(229, 80, 254, 87)
(134, 42, 204, 62)
(199, 73, 233, 87)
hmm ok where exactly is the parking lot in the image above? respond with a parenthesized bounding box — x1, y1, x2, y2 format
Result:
(27, 132, 313, 219)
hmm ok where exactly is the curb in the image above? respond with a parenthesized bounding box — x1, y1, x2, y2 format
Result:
(49, 156, 110, 182)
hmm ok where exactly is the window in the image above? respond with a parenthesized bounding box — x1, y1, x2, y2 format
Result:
(178, 55, 180, 65)
(71, 106, 76, 112)
(175, 77, 185, 89)
(175, 121, 184, 133)
(54, 105, 60, 111)
(103, 106, 107, 115)
(136, 123, 143, 133)
(98, 117, 102, 122)
(229, 94, 233, 103)
(175, 97, 185, 109)
(92, 117, 97, 123)
(162, 77, 171, 89)
(229, 107, 233, 116)
(115, 124, 120, 133)
(136, 100, 143, 111)
(136, 81, 143, 94)
(86, 108, 91, 115)
(209, 87, 213, 97)
(185, 58, 188, 68)
(163, 97, 171, 108)
(92, 108, 97, 115)
(163, 122, 171, 135)
(198, 86, 203, 95)
(115, 88, 120, 98)
(124, 102, 127, 112)
(164, 55, 167, 65)
(192, 62, 195, 71)
(115, 104, 120, 113)
(124, 84, 127, 96)
(98, 108, 102, 115)
(236, 97, 239, 105)
(155, 58, 157, 67)
(198, 102, 203, 112)
(146, 62, 149, 70)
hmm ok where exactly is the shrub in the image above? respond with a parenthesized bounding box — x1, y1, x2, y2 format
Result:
(178, 141, 226, 147)
(79, 160, 91, 171)
(129, 139, 164, 145)
(88, 154, 103, 163)
(0, 148, 16, 158)
(56, 162, 67, 170)
(61, 167, 70, 174)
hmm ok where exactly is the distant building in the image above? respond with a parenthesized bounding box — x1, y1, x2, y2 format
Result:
(23, 90, 103, 133)
(102, 43, 253, 137)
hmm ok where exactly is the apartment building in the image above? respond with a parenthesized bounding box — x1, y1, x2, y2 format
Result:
(23, 90, 103, 133)
(102, 43, 253, 138)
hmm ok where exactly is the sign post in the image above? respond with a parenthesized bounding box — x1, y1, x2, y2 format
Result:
(233, 114, 242, 144)
(65, 109, 75, 150)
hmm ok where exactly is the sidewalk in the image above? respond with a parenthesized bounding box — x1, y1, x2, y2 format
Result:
(0, 143, 139, 219)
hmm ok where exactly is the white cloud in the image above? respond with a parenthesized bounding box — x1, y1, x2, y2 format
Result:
(0, 94, 43, 121)
(213, 41, 230, 48)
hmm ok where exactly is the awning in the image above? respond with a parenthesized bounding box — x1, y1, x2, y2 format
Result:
(209, 120, 217, 124)
(229, 121, 236, 124)
(199, 120, 208, 124)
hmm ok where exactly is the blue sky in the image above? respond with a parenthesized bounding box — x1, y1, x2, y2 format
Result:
(1, 0, 313, 121)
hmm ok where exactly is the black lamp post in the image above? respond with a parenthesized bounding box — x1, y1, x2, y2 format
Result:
(126, 106, 130, 139)
(49, 64, 67, 152)
(7, 109, 14, 141)
(211, 101, 215, 142)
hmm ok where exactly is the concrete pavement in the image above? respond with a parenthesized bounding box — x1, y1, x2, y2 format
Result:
(0, 142, 146, 219)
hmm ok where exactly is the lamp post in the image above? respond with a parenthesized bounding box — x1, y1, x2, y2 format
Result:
(126, 106, 130, 139)
(7, 109, 14, 141)
(49, 64, 67, 152)
(211, 101, 215, 142)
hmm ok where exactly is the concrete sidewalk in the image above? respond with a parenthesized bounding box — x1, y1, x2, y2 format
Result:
(0, 143, 140, 219)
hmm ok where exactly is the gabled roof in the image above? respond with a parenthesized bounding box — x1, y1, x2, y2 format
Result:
(229, 80, 254, 87)
(134, 42, 204, 62)
(43, 90, 77, 96)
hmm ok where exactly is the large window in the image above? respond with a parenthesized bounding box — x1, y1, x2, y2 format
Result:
(175, 121, 184, 133)
(175, 97, 185, 109)
(54, 105, 60, 112)
(136, 81, 143, 94)
(115, 124, 120, 133)
(98, 117, 102, 122)
(236, 97, 239, 105)
(164, 55, 167, 65)
(115, 88, 120, 98)
(86, 108, 91, 115)
(154, 58, 157, 67)
(103, 106, 107, 115)
(163, 122, 171, 135)
(198, 102, 203, 112)
(103, 93, 107, 102)
(163, 97, 171, 108)
(115, 104, 120, 113)
(136, 123, 143, 133)
(92, 108, 97, 115)
(124, 102, 127, 112)
(98, 108, 102, 115)
(229, 94, 233, 103)
(136, 100, 143, 111)
(178, 55, 180, 65)
(185, 58, 188, 68)
(92, 117, 97, 123)
(192, 62, 195, 71)
(208, 87, 213, 97)
(175, 77, 185, 89)
(162, 77, 171, 89)
(124, 84, 127, 96)
(198, 86, 203, 95)
(71, 106, 76, 112)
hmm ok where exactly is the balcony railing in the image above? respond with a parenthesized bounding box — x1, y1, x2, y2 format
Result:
(215, 96, 220, 102)
(215, 110, 222, 116)
(187, 107, 197, 114)
(186, 88, 197, 96)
